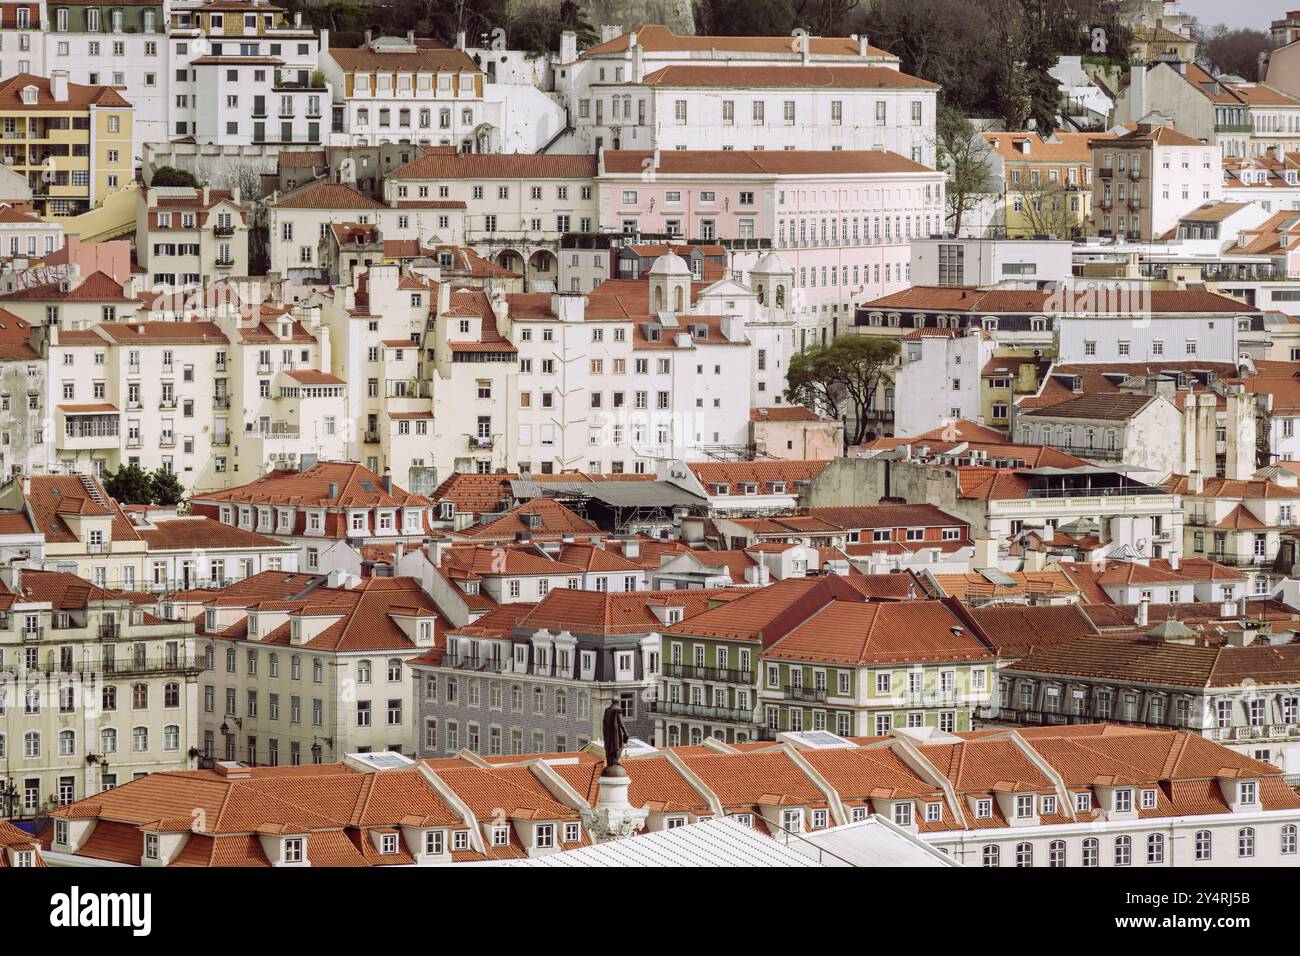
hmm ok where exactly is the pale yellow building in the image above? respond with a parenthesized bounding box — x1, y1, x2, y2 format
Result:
(0, 70, 133, 217)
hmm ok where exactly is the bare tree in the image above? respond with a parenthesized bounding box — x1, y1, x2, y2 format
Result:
(936, 104, 996, 236)
(1015, 179, 1082, 239)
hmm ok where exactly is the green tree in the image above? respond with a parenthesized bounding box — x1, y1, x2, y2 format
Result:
(936, 103, 995, 236)
(150, 166, 198, 188)
(785, 336, 900, 447)
(150, 469, 186, 507)
(103, 464, 155, 505)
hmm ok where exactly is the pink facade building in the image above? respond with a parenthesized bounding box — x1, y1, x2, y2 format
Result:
(599, 149, 945, 348)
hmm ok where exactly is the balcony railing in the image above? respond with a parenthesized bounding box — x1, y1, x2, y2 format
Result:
(213, 224, 235, 237)
(663, 662, 754, 684)
(212, 432, 230, 446)
(441, 653, 509, 672)
(214, 257, 235, 268)
(21, 626, 43, 642)
(213, 395, 230, 409)
(1053, 444, 1123, 461)
(783, 684, 827, 703)
(364, 430, 380, 443)
(650, 699, 755, 723)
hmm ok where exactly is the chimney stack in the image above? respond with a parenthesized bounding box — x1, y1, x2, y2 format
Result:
(50, 70, 68, 103)
(381, 467, 393, 494)
(1136, 597, 1149, 627)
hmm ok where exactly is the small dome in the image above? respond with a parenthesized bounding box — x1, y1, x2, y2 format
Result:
(752, 251, 791, 274)
(648, 252, 691, 276)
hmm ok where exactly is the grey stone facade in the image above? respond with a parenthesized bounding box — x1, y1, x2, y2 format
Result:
(411, 626, 659, 758)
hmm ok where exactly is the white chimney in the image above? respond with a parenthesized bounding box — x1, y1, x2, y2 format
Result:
(51, 70, 68, 102)
(1131, 65, 1147, 121)
(1136, 597, 1149, 627)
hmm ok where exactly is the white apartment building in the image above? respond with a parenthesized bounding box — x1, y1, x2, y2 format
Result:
(264, 179, 389, 282)
(0, 2, 45, 80)
(43, 0, 166, 156)
(422, 257, 763, 476)
(135, 185, 248, 289)
(382, 151, 598, 286)
(0, 202, 63, 260)
(554, 25, 936, 166)
(320, 33, 491, 149)
(168, 0, 327, 146)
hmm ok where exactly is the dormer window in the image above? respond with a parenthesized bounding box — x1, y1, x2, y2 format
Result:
(810, 809, 828, 829)
(491, 826, 509, 847)
(1076, 792, 1092, 812)
(20, 86, 37, 105)
(1114, 789, 1132, 812)
(1041, 795, 1057, 814)
(975, 798, 992, 819)
(144, 833, 159, 861)
(892, 802, 913, 826)
(1240, 781, 1257, 805)
(1015, 794, 1034, 818)
(282, 837, 304, 863)
(779, 808, 803, 832)
(1141, 788, 1157, 809)
(924, 802, 941, 822)
(535, 823, 555, 848)
(424, 830, 445, 855)
(205, 610, 216, 632)
(453, 830, 470, 851)
(562, 822, 581, 843)
(380, 833, 398, 854)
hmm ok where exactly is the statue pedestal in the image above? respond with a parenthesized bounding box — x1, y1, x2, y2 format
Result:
(581, 767, 648, 844)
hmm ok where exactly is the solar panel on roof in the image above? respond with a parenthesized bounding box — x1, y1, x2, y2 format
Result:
(783, 730, 854, 750)
(978, 567, 1017, 587)
(349, 751, 414, 771)
(360, 481, 376, 492)
(623, 738, 657, 757)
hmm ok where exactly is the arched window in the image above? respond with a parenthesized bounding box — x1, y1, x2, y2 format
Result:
(653, 285, 664, 311)
(673, 286, 684, 311)
(132, 683, 148, 708)
(1081, 837, 1099, 866)
(102, 684, 117, 711)
(357, 659, 372, 683)
(1114, 834, 1131, 866)
(1195, 829, 1212, 861)
(59, 729, 75, 756)
(132, 726, 148, 752)
(419, 108, 431, 128)
(387, 658, 402, 681)
(981, 844, 1000, 867)
(313, 658, 323, 682)
(164, 725, 180, 751)
(164, 682, 180, 708)
(756, 284, 765, 305)
(379, 108, 391, 127)
(101, 728, 117, 754)
(667, 725, 680, 746)
(23, 731, 39, 757)
(1238, 827, 1255, 858)
(1282, 824, 1297, 855)
(1147, 832, 1164, 864)
(774, 285, 785, 308)
(1015, 842, 1032, 867)
(1048, 840, 1066, 866)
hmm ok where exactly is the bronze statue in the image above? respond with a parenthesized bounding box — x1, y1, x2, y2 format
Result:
(601, 701, 629, 774)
